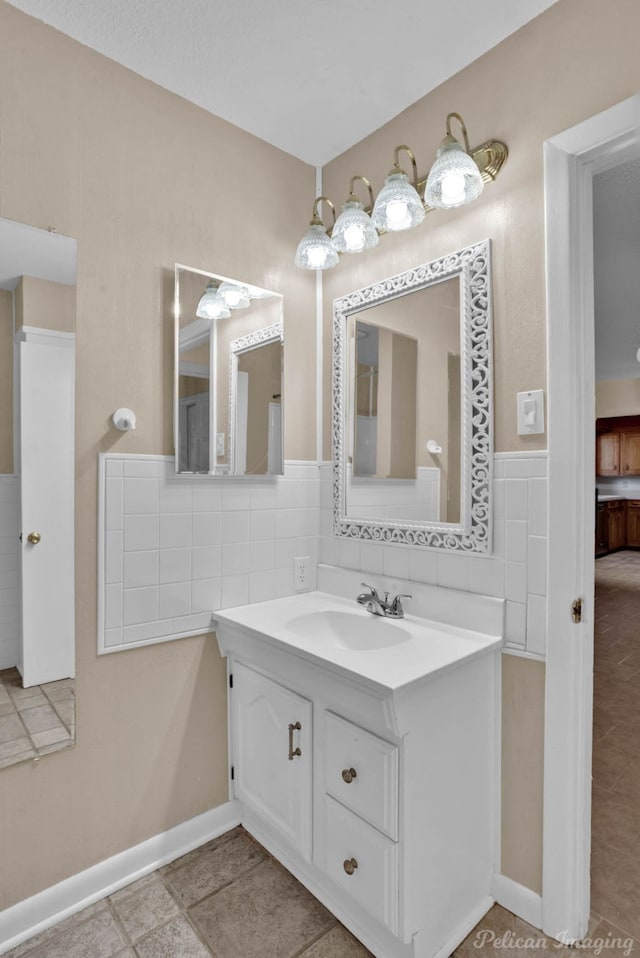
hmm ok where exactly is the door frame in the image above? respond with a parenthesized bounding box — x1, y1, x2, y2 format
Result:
(544, 92, 640, 939)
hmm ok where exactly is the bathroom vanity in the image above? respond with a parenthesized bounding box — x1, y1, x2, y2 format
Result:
(214, 568, 503, 958)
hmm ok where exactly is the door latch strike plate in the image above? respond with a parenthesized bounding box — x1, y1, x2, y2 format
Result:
(571, 598, 583, 624)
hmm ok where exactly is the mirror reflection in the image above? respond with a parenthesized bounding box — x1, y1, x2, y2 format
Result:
(333, 239, 493, 553)
(0, 216, 77, 769)
(347, 277, 461, 524)
(175, 266, 283, 476)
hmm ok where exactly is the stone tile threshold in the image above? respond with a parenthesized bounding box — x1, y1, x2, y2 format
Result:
(6, 825, 637, 958)
(0, 668, 75, 769)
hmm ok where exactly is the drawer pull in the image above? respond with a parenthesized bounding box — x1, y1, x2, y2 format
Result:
(343, 857, 358, 876)
(288, 722, 302, 760)
(341, 767, 357, 784)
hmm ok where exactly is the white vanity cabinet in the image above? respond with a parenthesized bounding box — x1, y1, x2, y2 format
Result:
(231, 661, 312, 859)
(217, 589, 502, 958)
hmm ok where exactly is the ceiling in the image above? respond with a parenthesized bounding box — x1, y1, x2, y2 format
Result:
(7, 0, 558, 167)
(594, 158, 640, 382)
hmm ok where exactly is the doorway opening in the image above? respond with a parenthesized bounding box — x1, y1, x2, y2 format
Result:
(544, 93, 640, 940)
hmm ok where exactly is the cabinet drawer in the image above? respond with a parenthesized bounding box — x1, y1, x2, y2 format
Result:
(322, 795, 398, 936)
(323, 711, 398, 840)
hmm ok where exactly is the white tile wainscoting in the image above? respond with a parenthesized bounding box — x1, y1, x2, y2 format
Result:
(0, 476, 19, 670)
(317, 451, 548, 658)
(345, 466, 441, 522)
(97, 456, 321, 653)
(98, 452, 548, 658)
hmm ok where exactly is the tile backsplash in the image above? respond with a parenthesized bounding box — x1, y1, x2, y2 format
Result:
(318, 453, 548, 658)
(98, 452, 548, 658)
(98, 456, 320, 653)
(0, 476, 19, 670)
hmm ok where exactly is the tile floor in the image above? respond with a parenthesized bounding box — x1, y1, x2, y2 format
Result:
(0, 667, 75, 769)
(591, 550, 640, 941)
(5, 554, 640, 957)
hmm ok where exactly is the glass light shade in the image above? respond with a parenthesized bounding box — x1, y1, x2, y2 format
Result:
(218, 281, 250, 309)
(196, 282, 231, 320)
(424, 139, 484, 209)
(294, 224, 339, 270)
(331, 200, 379, 254)
(371, 172, 425, 232)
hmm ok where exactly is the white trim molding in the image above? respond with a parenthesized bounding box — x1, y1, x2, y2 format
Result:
(15, 326, 75, 347)
(492, 873, 543, 931)
(544, 92, 640, 941)
(0, 801, 241, 956)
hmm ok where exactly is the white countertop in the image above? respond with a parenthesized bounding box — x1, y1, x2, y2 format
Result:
(597, 494, 640, 502)
(213, 590, 502, 693)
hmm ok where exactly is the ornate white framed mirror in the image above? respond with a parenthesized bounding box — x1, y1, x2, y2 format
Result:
(174, 265, 284, 476)
(332, 238, 493, 553)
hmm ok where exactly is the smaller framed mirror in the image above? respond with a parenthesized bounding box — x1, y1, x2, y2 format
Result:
(174, 266, 283, 476)
(332, 239, 493, 553)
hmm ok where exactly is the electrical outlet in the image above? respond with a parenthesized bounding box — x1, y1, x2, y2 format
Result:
(216, 432, 225, 456)
(294, 555, 311, 593)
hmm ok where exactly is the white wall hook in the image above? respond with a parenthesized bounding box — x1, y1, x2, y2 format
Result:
(426, 439, 442, 454)
(112, 408, 136, 431)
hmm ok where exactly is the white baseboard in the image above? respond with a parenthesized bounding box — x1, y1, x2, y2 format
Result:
(0, 800, 241, 956)
(492, 872, 543, 930)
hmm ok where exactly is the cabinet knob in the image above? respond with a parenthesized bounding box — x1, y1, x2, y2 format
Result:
(341, 767, 357, 784)
(343, 858, 358, 876)
(27, 532, 41, 545)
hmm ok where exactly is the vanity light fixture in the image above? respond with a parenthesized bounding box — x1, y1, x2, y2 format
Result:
(294, 196, 339, 271)
(371, 146, 425, 233)
(331, 176, 379, 254)
(294, 112, 507, 269)
(424, 112, 484, 209)
(218, 281, 251, 309)
(196, 280, 231, 320)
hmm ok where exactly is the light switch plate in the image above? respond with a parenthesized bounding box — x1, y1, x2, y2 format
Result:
(517, 390, 545, 435)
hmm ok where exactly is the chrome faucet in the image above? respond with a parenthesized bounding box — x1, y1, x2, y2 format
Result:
(356, 582, 412, 619)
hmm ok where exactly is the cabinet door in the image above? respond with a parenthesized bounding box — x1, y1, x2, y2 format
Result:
(607, 502, 626, 551)
(231, 661, 312, 857)
(621, 433, 640, 475)
(596, 503, 609, 557)
(596, 433, 620, 476)
(628, 502, 640, 547)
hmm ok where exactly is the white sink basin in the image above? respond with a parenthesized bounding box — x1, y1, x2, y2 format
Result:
(214, 588, 503, 692)
(285, 609, 412, 651)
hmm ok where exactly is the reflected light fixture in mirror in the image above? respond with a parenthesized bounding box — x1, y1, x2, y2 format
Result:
(294, 112, 507, 269)
(196, 280, 230, 320)
(218, 281, 250, 309)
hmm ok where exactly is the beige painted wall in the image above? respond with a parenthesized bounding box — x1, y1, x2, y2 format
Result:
(321, 0, 640, 896)
(501, 655, 545, 892)
(0, 1, 315, 911)
(596, 378, 640, 418)
(15, 276, 76, 333)
(0, 289, 12, 474)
